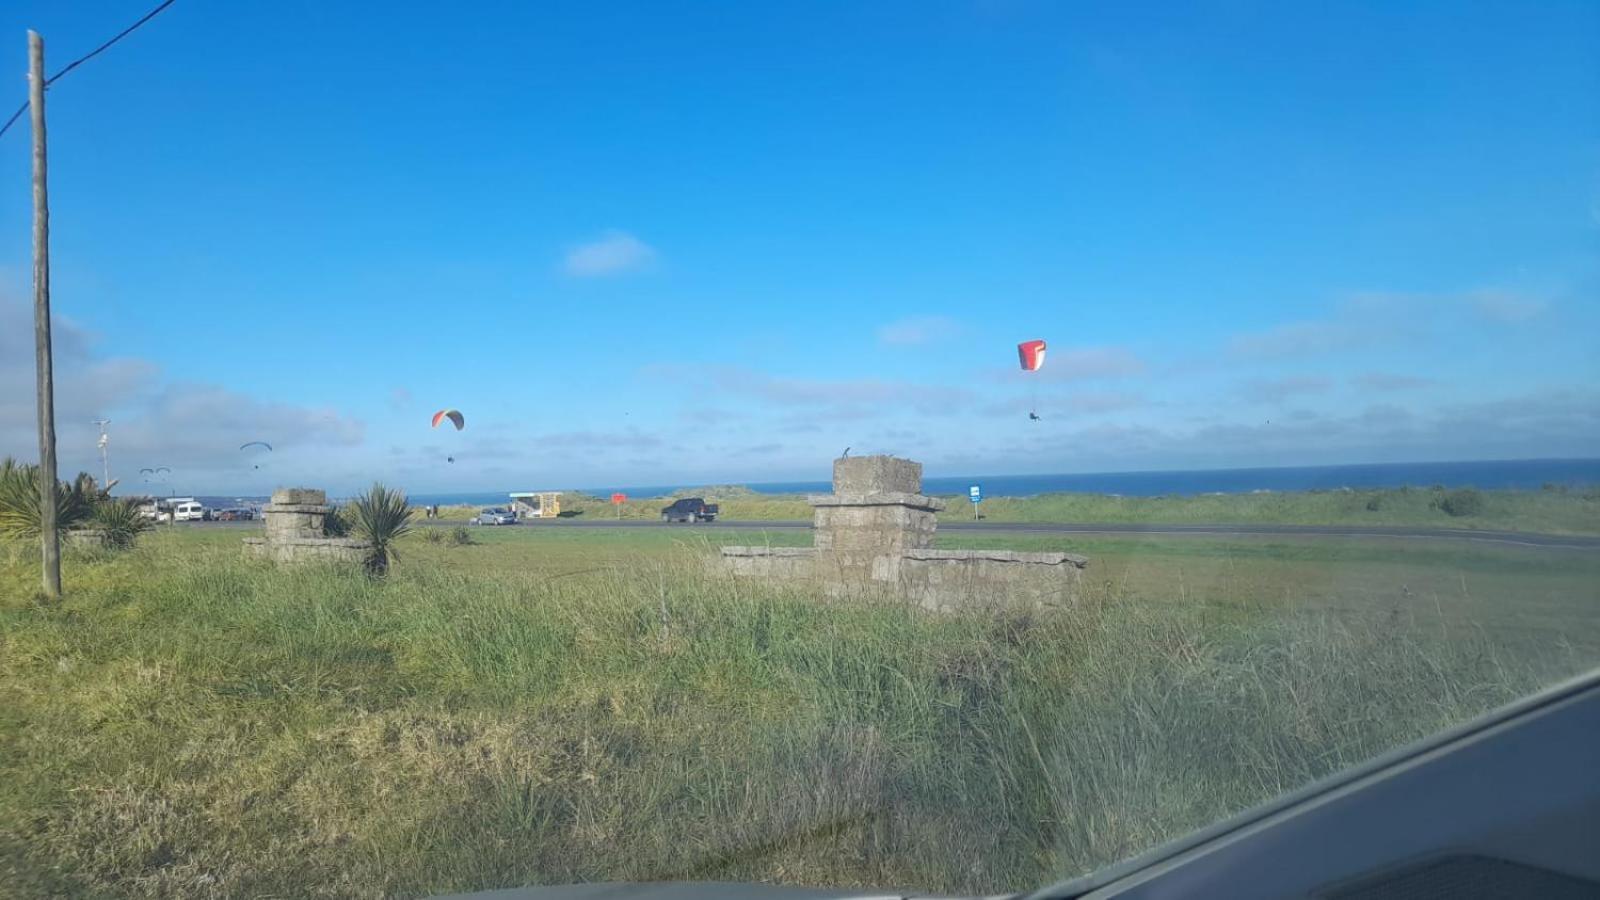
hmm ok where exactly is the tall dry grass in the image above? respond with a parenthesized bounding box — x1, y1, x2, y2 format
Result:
(0, 532, 1568, 898)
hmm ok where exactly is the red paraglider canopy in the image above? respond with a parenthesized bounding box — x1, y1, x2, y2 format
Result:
(1017, 339, 1047, 372)
(431, 409, 465, 430)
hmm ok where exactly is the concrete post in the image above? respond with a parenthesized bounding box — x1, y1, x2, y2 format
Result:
(808, 455, 946, 585)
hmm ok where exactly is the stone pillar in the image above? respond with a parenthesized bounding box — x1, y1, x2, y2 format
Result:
(263, 487, 330, 541)
(808, 455, 946, 586)
(246, 487, 370, 564)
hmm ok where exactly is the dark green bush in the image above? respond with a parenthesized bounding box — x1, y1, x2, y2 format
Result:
(323, 504, 352, 537)
(1436, 488, 1484, 518)
(89, 498, 154, 549)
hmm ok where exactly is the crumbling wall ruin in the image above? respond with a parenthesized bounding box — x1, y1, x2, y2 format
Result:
(244, 487, 370, 565)
(723, 456, 1085, 610)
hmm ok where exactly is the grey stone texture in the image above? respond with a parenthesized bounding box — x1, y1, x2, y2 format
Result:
(245, 486, 372, 565)
(723, 455, 1084, 610)
(831, 455, 923, 494)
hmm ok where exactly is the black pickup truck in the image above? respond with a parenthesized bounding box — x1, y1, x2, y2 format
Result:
(660, 497, 719, 523)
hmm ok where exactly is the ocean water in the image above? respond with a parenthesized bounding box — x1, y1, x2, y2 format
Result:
(396, 458, 1600, 507)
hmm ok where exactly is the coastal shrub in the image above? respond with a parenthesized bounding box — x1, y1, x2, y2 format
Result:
(348, 482, 415, 575)
(323, 503, 352, 537)
(88, 497, 153, 549)
(0, 458, 98, 540)
(1436, 488, 1484, 518)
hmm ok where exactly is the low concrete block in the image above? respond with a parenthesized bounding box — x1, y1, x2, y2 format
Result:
(245, 536, 370, 565)
(271, 487, 327, 506)
(721, 546, 817, 579)
(900, 549, 1086, 611)
(725, 455, 1089, 611)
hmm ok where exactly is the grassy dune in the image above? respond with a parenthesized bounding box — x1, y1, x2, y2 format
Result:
(2, 527, 1594, 898)
(424, 486, 1599, 535)
(941, 485, 1600, 534)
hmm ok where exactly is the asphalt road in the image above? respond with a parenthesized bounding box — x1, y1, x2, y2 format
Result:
(198, 517, 1600, 549)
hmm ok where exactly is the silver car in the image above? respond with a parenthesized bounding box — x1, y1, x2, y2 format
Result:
(475, 507, 516, 526)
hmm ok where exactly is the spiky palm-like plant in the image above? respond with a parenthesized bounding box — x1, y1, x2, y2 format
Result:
(0, 457, 96, 541)
(322, 503, 352, 537)
(349, 482, 414, 576)
(90, 497, 154, 549)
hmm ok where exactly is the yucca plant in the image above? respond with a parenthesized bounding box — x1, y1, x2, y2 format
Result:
(89, 497, 154, 549)
(322, 503, 352, 537)
(0, 457, 96, 541)
(349, 482, 414, 576)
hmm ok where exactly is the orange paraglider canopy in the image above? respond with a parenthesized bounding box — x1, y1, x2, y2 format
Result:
(431, 409, 465, 430)
(1017, 339, 1047, 372)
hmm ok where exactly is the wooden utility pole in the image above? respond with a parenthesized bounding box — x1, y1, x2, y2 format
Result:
(30, 30, 61, 599)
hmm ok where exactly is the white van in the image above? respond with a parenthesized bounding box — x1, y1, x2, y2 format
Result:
(173, 500, 205, 522)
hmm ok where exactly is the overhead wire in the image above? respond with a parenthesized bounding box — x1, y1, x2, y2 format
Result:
(0, 0, 177, 140)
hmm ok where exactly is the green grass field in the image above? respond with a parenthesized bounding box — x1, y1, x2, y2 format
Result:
(1, 526, 1596, 898)
(430, 486, 1600, 536)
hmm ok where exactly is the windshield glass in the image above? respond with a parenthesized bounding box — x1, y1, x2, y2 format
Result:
(1, 2, 1596, 898)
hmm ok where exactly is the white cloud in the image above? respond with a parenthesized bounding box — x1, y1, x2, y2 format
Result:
(1239, 375, 1333, 402)
(959, 386, 1600, 474)
(679, 408, 746, 425)
(1470, 290, 1548, 324)
(1353, 372, 1434, 392)
(983, 391, 1146, 417)
(0, 295, 364, 486)
(989, 346, 1145, 382)
(1230, 288, 1551, 361)
(1229, 320, 1369, 359)
(1045, 346, 1146, 380)
(714, 368, 973, 415)
(877, 315, 960, 346)
(562, 231, 657, 278)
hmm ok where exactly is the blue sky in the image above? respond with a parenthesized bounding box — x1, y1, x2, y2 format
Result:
(1, 1, 1596, 494)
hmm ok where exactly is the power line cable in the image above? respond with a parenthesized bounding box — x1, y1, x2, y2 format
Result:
(0, 0, 177, 140)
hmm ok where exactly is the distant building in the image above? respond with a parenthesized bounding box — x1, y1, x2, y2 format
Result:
(509, 491, 562, 519)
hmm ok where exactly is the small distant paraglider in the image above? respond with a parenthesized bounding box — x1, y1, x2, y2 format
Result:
(240, 441, 272, 469)
(1017, 339, 1047, 420)
(432, 409, 465, 463)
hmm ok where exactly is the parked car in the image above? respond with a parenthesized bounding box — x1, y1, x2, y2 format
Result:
(660, 497, 719, 523)
(214, 508, 251, 521)
(475, 507, 516, 526)
(173, 500, 205, 522)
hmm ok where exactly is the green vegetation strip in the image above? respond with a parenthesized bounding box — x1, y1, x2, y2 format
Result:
(0, 528, 1595, 897)
(434, 486, 1600, 537)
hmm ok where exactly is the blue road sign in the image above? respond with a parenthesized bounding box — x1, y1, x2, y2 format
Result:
(969, 485, 982, 503)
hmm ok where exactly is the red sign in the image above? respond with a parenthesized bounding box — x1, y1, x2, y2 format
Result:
(610, 493, 626, 505)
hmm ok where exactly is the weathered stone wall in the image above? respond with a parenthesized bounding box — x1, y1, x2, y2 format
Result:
(900, 549, 1087, 612)
(65, 529, 110, 550)
(810, 499, 941, 584)
(723, 455, 1087, 610)
(831, 455, 923, 494)
(263, 487, 331, 541)
(246, 487, 371, 565)
(721, 546, 817, 579)
(245, 536, 370, 565)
